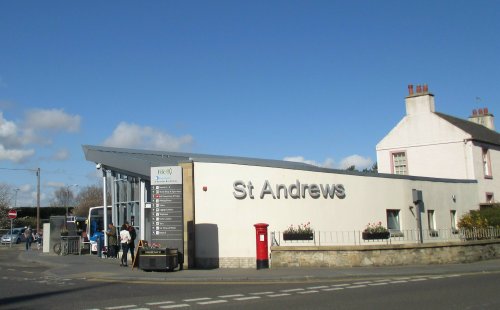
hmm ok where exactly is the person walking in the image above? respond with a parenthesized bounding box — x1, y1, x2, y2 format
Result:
(106, 223, 118, 258)
(126, 222, 137, 263)
(24, 227, 32, 251)
(119, 224, 131, 267)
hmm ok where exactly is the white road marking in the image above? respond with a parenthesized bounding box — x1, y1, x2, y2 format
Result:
(197, 300, 227, 305)
(353, 281, 372, 285)
(146, 301, 175, 306)
(298, 290, 319, 294)
(219, 294, 244, 298)
(307, 286, 329, 289)
(281, 288, 305, 292)
(332, 283, 350, 287)
(234, 296, 261, 301)
(369, 282, 388, 286)
(183, 298, 211, 302)
(268, 293, 291, 297)
(390, 280, 408, 284)
(159, 305, 190, 309)
(105, 306, 137, 310)
(410, 278, 428, 282)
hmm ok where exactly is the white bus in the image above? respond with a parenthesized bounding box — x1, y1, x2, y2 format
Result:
(87, 206, 112, 253)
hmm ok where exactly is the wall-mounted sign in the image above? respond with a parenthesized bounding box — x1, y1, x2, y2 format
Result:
(233, 180, 346, 200)
(150, 166, 183, 251)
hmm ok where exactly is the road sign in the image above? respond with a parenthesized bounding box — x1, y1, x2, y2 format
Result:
(8, 209, 17, 219)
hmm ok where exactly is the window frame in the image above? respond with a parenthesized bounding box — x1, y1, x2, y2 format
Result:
(427, 210, 438, 237)
(386, 209, 402, 236)
(482, 148, 493, 179)
(391, 151, 408, 175)
(450, 210, 458, 234)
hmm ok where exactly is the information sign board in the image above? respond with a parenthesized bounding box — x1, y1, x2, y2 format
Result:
(150, 166, 183, 251)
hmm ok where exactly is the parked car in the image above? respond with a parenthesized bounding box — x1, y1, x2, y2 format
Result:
(0, 227, 26, 244)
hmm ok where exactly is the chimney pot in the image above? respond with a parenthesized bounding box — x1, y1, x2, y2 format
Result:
(416, 85, 422, 93)
(478, 108, 483, 115)
(423, 84, 428, 92)
(408, 84, 414, 95)
(473, 109, 477, 116)
(484, 107, 489, 114)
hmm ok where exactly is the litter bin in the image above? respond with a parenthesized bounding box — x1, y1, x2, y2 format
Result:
(139, 248, 180, 271)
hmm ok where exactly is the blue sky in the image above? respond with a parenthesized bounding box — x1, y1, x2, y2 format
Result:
(1, 0, 499, 207)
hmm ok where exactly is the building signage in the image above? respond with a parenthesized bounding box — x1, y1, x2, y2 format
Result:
(233, 180, 346, 200)
(150, 166, 183, 251)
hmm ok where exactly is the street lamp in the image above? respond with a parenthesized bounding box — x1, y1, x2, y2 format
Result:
(10, 188, 20, 248)
(64, 184, 78, 218)
(14, 188, 20, 209)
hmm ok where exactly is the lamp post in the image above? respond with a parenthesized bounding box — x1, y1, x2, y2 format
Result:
(14, 188, 19, 209)
(64, 184, 78, 219)
(9, 188, 20, 248)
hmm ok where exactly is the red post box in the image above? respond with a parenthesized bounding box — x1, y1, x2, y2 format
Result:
(254, 223, 269, 269)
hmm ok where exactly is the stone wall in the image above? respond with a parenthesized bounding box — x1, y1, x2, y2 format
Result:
(196, 257, 254, 269)
(271, 240, 500, 268)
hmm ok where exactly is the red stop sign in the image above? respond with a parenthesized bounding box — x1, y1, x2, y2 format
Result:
(8, 209, 17, 219)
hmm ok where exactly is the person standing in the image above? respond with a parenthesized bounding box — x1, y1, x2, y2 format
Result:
(126, 222, 137, 263)
(24, 227, 32, 251)
(106, 223, 118, 258)
(119, 224, 131, 267)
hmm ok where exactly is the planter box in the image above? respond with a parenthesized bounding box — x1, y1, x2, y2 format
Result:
(283, 233, 314, 241)
(362, 231, 390, 240)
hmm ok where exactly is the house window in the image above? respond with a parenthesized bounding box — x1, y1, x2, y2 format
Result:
(427, 210, 438, 237)
(392, 152, 407, 175)
(386, 209, 401, 233)
(450, 210, 457, 232)
(482, 148, 492, 178)
(486, 193, 494, 203)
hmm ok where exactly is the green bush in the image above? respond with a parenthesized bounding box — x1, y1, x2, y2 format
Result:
(458, 204, 500, 229)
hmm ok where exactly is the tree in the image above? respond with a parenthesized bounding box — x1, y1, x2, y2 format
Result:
(73, 184, 109, 217)
(0, 183, 13, 228)
(346, 165, 356, 171)
(362, 163, 378, 173)
(50, 187, 76, 210)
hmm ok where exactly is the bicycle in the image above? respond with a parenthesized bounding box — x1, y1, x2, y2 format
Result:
(53, 240, 69, 255)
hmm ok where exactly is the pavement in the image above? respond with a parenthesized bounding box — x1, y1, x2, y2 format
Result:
(8, 244, 500, 283)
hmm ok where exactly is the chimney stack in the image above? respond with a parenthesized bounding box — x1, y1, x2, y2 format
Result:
(468, 107, 495, 131)
(405, 83, 435, 116)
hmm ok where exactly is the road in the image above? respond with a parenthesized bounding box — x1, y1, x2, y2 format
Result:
(1, 245, 499, 309)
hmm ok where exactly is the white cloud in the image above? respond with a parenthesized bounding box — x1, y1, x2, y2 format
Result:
(103, 122, 194, 151)
(0, 144, 35, 162)
(284, 154, 373, 171)
(0, 112, 17, 138)
(25, 109, 81, 133)
(0, 109, 81, 163)
(338, 155, 373, 170)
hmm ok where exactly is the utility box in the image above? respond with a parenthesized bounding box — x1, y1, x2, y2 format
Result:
(139, 248, 180, 271)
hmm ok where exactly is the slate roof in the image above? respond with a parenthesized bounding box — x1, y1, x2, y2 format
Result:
(82, 145, 475, 184)
(435, 112, 500, 146)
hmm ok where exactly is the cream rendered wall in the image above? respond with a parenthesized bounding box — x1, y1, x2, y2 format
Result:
(192, 162, 478, 264)
(377, 113, 472, 179)
(471, 144, 500, 203)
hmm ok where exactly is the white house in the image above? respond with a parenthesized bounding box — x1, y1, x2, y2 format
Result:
(376, 84, 500, 206)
